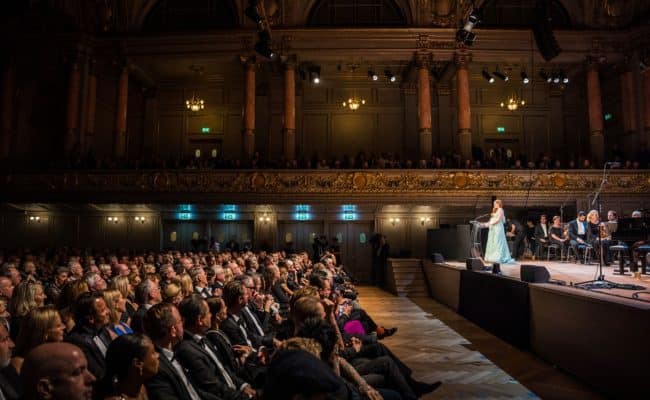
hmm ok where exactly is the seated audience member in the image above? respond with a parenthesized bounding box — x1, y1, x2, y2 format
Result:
(65, 291, 112, 380)
(131, 278, 162, 334)
(190, 266, 212, 298)
(109, 275, 137, 324)
(143, 302, 219, 400)
(11, 306, 65, 375)
(97, 334, 159, 400)
(549, 216, 568, 255)
(56, 280, 89, 333)
(568, 211, 588, 263)
(162, 282, 184, 306)
(0, 317, 19, 400)
(102, 289, 133, 337)
(9, 280, 47, 340)
(46, 267, 69, 305)
(21, 342, 95, 400)
(264, 349, 342, 400)
(176, 294, 254, 399)
(298, 317, 404, 400)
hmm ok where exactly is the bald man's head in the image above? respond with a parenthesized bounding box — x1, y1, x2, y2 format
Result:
(22, 342, 95, 400)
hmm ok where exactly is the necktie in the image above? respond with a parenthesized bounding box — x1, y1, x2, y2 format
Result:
(199, 339, 236, 389)
(236, 317, 253, 347)
(170, 357, 202, 400)
(244, 306, 264, 336)
(93, 331, 108, 357)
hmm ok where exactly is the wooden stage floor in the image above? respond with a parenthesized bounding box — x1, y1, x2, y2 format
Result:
(445, 259, 650, 301)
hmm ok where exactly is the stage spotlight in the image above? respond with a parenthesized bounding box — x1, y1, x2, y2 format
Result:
(521, 71, 530, 84)
(254, 30, 274, 59)
(384, 69, 396, 82)
(309, 66, 321, 84)
(493, 70, 508, 81)
(244, 0, 262, 24)
(540, 70, 551, 83)
(455, 8, 481, 46)
(482, 69, 495, 83)
(552, 73, 560, 84)
(368, 69, 378, 81)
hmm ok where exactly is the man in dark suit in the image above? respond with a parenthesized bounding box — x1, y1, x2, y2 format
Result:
(176, 295, 254, 399)
(131, 277, 162, 334)
(568, 211, 589, 263)
(0, 318, 20, 400)
(221, 280, 280, 351)
(65, 292, 112, 381)
(534, 214, 550, 258)
(505, 218, 526, 260)
(144, 302, 218, 400)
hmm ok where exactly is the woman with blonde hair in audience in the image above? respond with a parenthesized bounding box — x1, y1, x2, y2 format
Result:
(223, 266, 234, 284)
(9, 280, 47, 340)
(103, 289, 133, 337)
(110, 274, 138, 324)
(11, 305, 65, 374)
(178, 273, 193, 297)
(128, 271, 142, 287)
(162, 282, 183, 306)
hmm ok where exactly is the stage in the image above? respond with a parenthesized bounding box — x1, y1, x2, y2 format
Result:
(444, 259, 650, 301)
(418, 258, 650, 398)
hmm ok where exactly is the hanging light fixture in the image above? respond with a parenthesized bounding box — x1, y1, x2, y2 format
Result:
(186, 65, 205, 112)
(500, 93, 526, 111)
(342, 96, 366, 111)
(185, 92, 205, 112)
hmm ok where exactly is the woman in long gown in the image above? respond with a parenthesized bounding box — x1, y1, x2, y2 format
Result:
(484, 199, 515, 264)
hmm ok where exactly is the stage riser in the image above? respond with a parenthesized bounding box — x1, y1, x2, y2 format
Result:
(386, 258, 428, 297)
(423, 261, 650, 398)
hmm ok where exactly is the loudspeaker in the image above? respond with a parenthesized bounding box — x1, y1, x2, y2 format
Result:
(431, 253, 444, 263)
(520, 264, 550, 283)
(533, 0, 561, 61)
(466, 258, 484, 271)
(492, 262, 501, 274)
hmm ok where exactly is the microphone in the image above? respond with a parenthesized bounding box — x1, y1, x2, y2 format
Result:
(605, 161, 621, 168)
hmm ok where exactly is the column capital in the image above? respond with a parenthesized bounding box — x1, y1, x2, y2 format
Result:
(415, 52, 433, 69)
(281, 54, 298, 68)
(454, 50, 472, 69)
(585, 55, 605, 71)
(240, 55, 258, 69)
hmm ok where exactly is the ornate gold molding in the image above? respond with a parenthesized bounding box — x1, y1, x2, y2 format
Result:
(3, 171, 649, 201)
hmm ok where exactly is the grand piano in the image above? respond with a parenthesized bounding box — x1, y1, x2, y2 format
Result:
(611, 217, 650, 273)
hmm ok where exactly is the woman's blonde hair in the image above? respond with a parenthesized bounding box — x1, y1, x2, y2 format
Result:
(179, 274, 193, 297)
(277, 337, 322, 358)
(587, 209, 599, 224)
(162, 283, 182, 304)
(10, 281, 44, 318)
(14, 305, 62, 357)
(492, 199, 503, 215)
(110, 275, 131, 299)
(102, 289, 123, 325)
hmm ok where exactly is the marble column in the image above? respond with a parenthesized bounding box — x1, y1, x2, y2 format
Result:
(84, 60, 97, 153)
(641, 68, 650, 146)
(586, 60, 604, 163)
(114, 65, 129, 159)
(242, 60, 256, 160)
(283, 58, 296, 162)
(454, 51, 472, 162)
(417, 54, 432, 161)
(65, 60, 81, 154)
(1, 63, 15, 158)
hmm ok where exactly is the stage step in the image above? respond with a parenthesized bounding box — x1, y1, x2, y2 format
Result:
(386, 258, 428, 297)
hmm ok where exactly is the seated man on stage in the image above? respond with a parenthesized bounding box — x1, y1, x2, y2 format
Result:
(534, 215, 550, 257)
(568, 211, 588, 263)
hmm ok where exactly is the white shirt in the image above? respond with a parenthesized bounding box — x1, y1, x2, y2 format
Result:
(577, 219, 585, 235)
(161, 347, 202, 400)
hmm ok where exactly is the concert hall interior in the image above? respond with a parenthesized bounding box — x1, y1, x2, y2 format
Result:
(1, 1, 650, 399)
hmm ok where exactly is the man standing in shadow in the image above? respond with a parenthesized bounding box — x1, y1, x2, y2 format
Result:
(371, 234, 389, 287)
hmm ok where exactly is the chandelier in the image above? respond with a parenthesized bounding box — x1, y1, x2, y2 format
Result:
(186, 93, 205, 112)
(500, 94, 525, 111)
(342, 96, 366, 111)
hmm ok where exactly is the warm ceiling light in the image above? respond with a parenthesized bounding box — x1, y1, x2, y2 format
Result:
(482, 69, 495, 83)
(500, 93, 526, 111)
(107, 217, 119, 223)
(185, 93, 204, 112)
(342, 96, 366, 111)
(134, 216, 146, 223)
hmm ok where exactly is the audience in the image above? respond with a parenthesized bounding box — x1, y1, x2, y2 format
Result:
(0, 245, 450, 400)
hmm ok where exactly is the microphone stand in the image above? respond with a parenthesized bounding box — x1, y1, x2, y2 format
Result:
(575, 163, 618, 290)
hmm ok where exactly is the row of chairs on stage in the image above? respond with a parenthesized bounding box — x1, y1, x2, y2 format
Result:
(514, 237, 650, 275)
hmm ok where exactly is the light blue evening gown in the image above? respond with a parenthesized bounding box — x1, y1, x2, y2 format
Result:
(484, 208, 515, 264)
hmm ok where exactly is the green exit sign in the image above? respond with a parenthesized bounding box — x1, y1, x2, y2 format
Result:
(497, 126, 506, 133)
(604, 113, 612, 121)
(201, 127, 210, 133)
